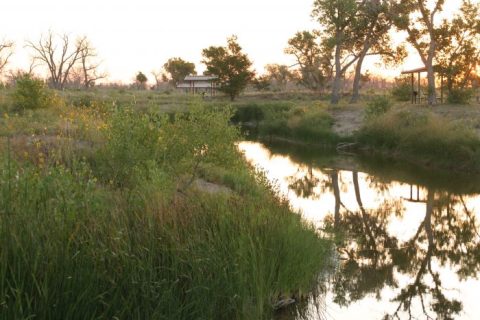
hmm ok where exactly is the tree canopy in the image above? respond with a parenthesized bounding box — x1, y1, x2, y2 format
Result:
(163, 57, 196, 86)
(202, 36, 255, 101)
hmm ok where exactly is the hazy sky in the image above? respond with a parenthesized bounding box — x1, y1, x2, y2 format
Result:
(0, 0, 472, 83)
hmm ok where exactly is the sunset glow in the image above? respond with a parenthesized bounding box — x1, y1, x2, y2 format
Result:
(2, 0, 476, 83)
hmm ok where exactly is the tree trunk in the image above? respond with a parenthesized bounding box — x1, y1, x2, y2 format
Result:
(350, 53, 367, 104)
(353, 171, 376, 250)
(426, 60, 437, 105)
(331, 35, 342, 104)
(425, 189, 434, 252)
(426, 36, 437, 105)
(331, 171, 341, 229)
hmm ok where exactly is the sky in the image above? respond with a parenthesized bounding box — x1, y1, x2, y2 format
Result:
(0, 0, 473, 84)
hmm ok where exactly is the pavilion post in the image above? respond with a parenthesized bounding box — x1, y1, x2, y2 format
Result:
(417, 72, 421, 103)
(411, 73, 414, 104)
(440, 74, 444, 103)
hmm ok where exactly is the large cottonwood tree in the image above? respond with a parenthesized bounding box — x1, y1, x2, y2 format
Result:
(436, 0, 480, 92)
(393, 0, 446, 105)
(349, 0, 406, 103)
(285, 30, 332, 91)
(312, 0, 361, 104)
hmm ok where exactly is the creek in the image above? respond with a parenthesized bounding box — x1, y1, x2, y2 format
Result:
(239, 141, 480, 320)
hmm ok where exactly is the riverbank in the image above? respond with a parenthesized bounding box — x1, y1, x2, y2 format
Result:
(232, 97, 480, 173)
(0, 94, 331, 319)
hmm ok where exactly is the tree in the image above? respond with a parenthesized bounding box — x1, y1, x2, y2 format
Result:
(163, 57, 196, 86)
(68, 40, 107, 89)
(312, 0, 361, 104)
(26, 31, 88, 90)
(11, 74, 52, 110)
(202, 36, 255, 101)
(436, 0, 480, 92)
(349, 0, 407, 103)
(77, 39, 107, 88)
(393, 0, 446, 105)
(252, 75, 271, 91)
(151, 69, 163, 90)
(135, 71, 148, 89)
(0, 40, 13, 77)
(285, 30, 332, 91)
(264, 64, 293, 91)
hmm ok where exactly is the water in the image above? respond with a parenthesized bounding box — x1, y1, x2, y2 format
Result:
(238, 141, 480, 320)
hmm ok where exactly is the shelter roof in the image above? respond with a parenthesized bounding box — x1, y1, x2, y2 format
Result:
(401, 66, 428, 74)
(184, 75, 218, 81)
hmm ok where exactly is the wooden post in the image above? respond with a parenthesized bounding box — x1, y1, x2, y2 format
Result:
(417, 72, 421, 103)
(411, 73, 414, 104)
(440, 74, 444, 103)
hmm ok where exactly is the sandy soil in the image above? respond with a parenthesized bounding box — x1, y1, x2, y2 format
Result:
(329, 106, 364, 136)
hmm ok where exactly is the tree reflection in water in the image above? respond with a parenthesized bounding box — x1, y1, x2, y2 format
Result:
(287, 169, 480, 320)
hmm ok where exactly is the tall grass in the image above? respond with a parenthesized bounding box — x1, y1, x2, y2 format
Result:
(231, 102, 339, 146)
(358, 108, 480, 170)
(0, 104, 330, 319)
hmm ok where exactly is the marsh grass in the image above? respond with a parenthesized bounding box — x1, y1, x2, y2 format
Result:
(358, 108, 480, 170)
(0, 101, 331, 319)
(231, 101, 339, 145)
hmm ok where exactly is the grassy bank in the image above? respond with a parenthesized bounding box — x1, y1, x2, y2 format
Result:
(357, 107, 480, 172)
(232, 101, 341, 145)
(229, 94, 480, 173)
(0, 93, 331, 319)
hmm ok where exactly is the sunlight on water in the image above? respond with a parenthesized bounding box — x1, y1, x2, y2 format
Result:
(238, 141, 480, 320)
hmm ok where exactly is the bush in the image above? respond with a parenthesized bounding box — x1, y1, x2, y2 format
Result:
(364, 96, 393, 120)
(231, 103, 265, 123)
(11, 74, 53, 110)
(259, 105, 338, 143)
(391, 82, 411, 101)
(447, 88, 473, 104)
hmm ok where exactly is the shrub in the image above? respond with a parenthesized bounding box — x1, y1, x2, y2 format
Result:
(93, 108, 161, 188)
(364, 96, 393, 120)
(391, 82, 411, 101)
(11, 74, 53, 110)
(447, 88, 473, 104)
(231, 103, 265, 123)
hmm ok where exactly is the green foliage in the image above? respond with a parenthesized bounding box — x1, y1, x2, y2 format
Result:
(232, 103, 266, 123)
(358, 109, 480, 170)
(259, 104, 339, 144)
(94, 108, 161, 188)
(11, 74, 54, 110)
(163, 57, 196, 85)
(391, 81, 411, 102)
(447, 88, 473, 104)
(364, 96, 393, 120)
(135, 71, 148, 89)
(161, 106, 241, 178)
(0, 102, 331, 319)
(436, 1, 480, 91)
(202, 36, 255, 101)
(285, 30, 329, 90)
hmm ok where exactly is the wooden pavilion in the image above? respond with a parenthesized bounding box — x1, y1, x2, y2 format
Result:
(177, 75, 219, 96)
(401, 66, 444, 104)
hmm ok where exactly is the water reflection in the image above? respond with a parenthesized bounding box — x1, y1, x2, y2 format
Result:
(238, 141, 480, 320)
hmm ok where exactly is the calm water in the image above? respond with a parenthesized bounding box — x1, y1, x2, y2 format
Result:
(238, 141, 480, 320)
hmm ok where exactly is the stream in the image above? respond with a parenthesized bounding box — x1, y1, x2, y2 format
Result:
(238, 140, 480, 320)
